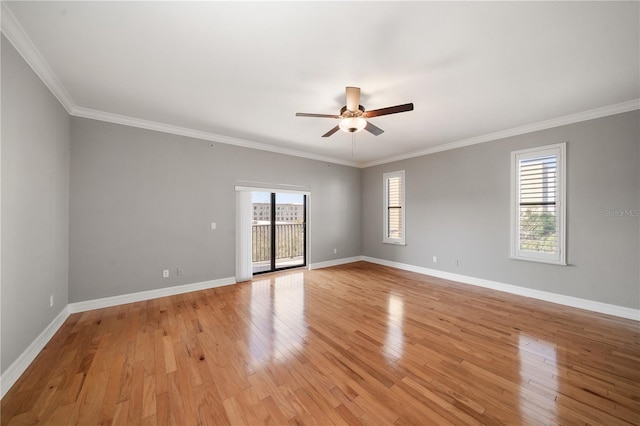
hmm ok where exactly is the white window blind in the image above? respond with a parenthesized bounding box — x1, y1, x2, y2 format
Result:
(510, 143, 566, 264)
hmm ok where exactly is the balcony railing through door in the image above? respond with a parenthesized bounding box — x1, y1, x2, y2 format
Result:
(252, 223, 305, 262)
(252, 192, 306, 274)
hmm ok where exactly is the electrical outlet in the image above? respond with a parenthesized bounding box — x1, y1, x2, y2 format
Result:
(163, 269, 169, 278)
(211, 222, 216, 230)
(49, 294, 54, 307)
(432, 256, 437, 263)
(333, 248, 337, 254)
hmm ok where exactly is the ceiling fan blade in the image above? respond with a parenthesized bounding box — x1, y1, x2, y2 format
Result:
(322, 125, 340, 137)
(365, 103, 414, 118)
(345, 87, 360, 112)
(296, 112, 341, 118)
(365, 121, 384, 136)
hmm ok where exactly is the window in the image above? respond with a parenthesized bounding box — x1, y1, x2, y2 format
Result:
(510, 143, 566, 265)
(383, 170, 405, 245)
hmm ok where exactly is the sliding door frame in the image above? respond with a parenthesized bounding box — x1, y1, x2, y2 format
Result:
(234, 185, 310, 282)
(257, 192, 307, 275)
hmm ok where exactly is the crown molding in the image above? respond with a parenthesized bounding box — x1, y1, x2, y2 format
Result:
(72, 98, 639, 170)
(71, 106, 360, 167)
(3, 0, 637, 169)
(1, 2, 75, 113)
(361, 99, 640, 168)
(0, 2, 356, 167)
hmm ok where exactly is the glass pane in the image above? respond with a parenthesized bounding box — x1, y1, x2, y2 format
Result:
(388, 207, 402, 239)
(518, 154, 558, 254)
(519, 206, 557, 253)
(387, 175, 403, 239)
(252, 192, 272, 274)
(519, 156, 557, 205)
(275, 193, 305, 270)
(388, 177, 402, 207)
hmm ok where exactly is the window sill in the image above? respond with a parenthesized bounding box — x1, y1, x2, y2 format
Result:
(509, 255, 567, 266)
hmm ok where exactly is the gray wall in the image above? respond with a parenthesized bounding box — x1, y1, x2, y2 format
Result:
(69, 117, 362, 302)
(363, 111, 640, 309)
(2, 26, 638, 382)
(1, 36, 70, 373)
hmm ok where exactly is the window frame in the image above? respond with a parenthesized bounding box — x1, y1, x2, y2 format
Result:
(510, 142, 566, 265)
(383, 170, 406, 245)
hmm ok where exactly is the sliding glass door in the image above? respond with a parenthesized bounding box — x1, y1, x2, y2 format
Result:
(252, 192, 306, 274)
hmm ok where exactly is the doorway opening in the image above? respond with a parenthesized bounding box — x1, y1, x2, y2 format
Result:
(252, 192, 307, 274)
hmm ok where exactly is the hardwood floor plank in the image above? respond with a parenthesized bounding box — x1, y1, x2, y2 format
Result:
(260, 394, 292, 425)
(142, 373, 156, 420)
(165, 372, 187, 425)
(70, 370, 108, 425)
(126, 361, 145, 424)
(222, 396, 249, 426)
(96, 352, 126, 425)
(162, 336, 177, 374)
(42, 403, 74, 426)
(111, 400, 129, 426)
(329, 385, 365, 418)
(154, 392, 169, 426)
(335, 403, 365, 426)
(2, 262, 638, 425)
(193, 386, 231, 425)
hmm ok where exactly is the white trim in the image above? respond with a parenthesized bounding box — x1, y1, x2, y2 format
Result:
(1, 277, 235, 397)
(2, 3, 636, 171)
(361, 256, 639, 321)
(0, 3, 75, 113)
(510, 143, 566, 265)
(234, 185, 310, 196)
(1, 306, 71, 398)
(235, 186, 311, 277)
(0, 2, 356, 168)
(383, 170, 406, 245)
(71, 106, 359, 168)
(3, 259, 637, 400)
(361, 99, 640, 168)
(309, 256, 364, 270)
(67, 277, 236, 313)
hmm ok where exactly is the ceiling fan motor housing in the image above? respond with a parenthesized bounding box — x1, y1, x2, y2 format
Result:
(340, 105, 365, 117)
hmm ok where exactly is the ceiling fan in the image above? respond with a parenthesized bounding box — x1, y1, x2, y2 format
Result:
(296, 87, 414, 137)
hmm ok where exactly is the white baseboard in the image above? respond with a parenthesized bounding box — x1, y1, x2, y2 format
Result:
(1, 276, 236, 399)
(1, 306, 70, 398)
(362, 256, 639, 321)
(3, 262, 636, 401)
(309, 256, 364, 270)
(68, 277, 237, 313)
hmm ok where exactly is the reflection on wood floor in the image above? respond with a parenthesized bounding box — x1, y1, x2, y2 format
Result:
(2, 261, 639, 425)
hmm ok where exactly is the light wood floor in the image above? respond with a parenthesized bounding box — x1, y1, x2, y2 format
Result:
(2, 262, 639, 425)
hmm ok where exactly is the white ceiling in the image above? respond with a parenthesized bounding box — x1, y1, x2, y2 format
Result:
(2, 1, 639, 167)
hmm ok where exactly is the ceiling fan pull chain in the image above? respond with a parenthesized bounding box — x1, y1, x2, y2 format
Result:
(352, 133, 355, 157)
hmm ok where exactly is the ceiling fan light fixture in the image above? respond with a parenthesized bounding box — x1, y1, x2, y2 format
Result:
(339, 117, 367, 133)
